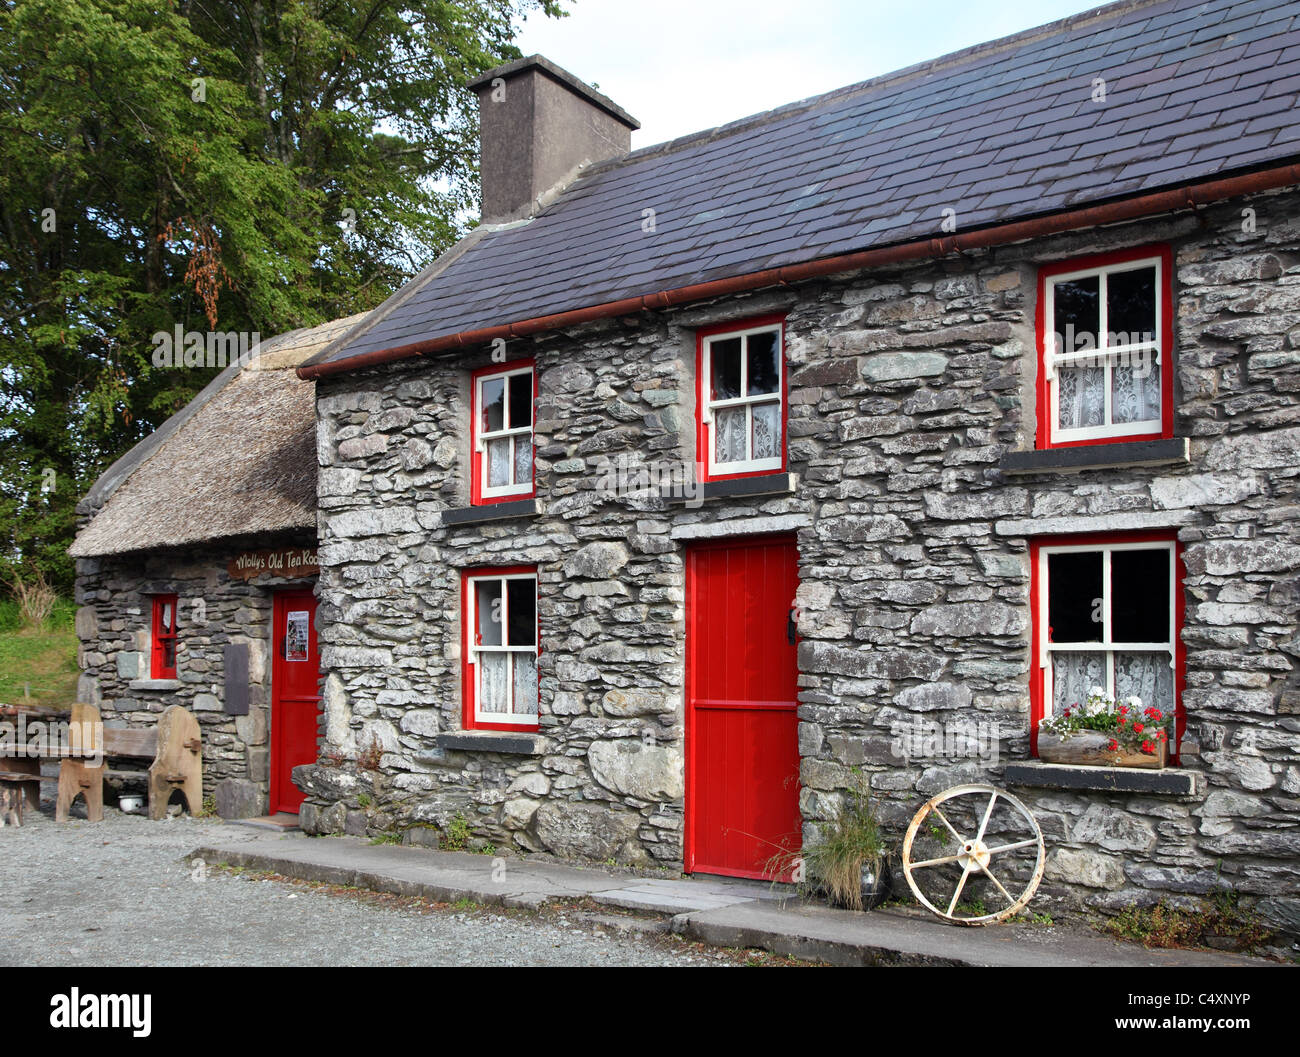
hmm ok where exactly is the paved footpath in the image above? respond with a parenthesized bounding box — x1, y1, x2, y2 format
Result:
(193, 827, 1274, 968)
(0, 810, 733, 966)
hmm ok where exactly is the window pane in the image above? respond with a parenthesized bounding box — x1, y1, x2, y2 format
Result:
(1111, 548, 1170, 643)
(1115, 651, 1174, 712)
(1056, 362, 1105, 430)
(1111, 356, 1160, 425)
(487, 438, 510, 487)
(512, 654, 538, 715)
(481, 377, 505, 432)
(1051, 651, 1106, 715)
(1107, 266, 1156, 346)
(508, 372, 532, 428)
(479, 652, 509, 714)
(1047, 551, 1103, 642)
(475, 579, 503, 646)
(162, 640, 177, 668)
(161, 602, 174, 632)
(711, 337, 742, 400)
(1052, 275, 1100, 353)
(512, 435, 531, 487)
(714, 405, 746, 463)
(506, 577, 536, 647)
(746, 331, 780, 395)
(752, 401, 781, 460)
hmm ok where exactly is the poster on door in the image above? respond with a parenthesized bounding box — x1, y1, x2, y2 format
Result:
(285, 611, 310, 662)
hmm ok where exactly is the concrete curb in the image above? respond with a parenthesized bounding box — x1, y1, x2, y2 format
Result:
(191, 836, 1275, 968)
(192, 845, 553, 910)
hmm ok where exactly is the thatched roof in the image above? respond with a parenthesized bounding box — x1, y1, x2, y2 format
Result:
(70, 314, 366, 559)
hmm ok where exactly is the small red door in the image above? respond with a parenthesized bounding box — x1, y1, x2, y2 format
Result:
(271, 589, 321, 814)
(686, 536, 801, 879)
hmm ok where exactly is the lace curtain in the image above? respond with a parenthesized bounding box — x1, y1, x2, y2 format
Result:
(479, 652, 508, 714)
(753, 402, 780, 460)
(1112, 359, 1160, 425)
(1051, 652, 1105, 714)
(512, 436, 531, 485)
(1051, 650, 1174, 714)
(1115, 651, 1174, 710)
(714, 403, 780, 463)
(487, 438, 511, 487)
(715, 407, 746, 463)
(1057, 359, 1160, 430)
(512, 654, 538, 715)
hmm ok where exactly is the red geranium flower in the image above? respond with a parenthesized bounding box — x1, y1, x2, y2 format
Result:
(1142, 740, 1154, 753)
(1107, 739, 1119, 752)
(1133, 722, 1144, 733)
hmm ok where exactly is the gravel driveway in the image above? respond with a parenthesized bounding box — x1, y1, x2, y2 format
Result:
(0, 807, 734, 966)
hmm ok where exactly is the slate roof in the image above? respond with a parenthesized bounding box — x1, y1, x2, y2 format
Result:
(71, 314, 367, 557)
(306, 0, 1300, 373)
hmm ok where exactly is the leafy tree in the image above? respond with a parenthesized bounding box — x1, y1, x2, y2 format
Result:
(0, 0, 561, 589)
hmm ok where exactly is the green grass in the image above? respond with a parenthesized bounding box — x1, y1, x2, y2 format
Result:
(0, 598, 78, 707)
(1103, 891, 1274, 953)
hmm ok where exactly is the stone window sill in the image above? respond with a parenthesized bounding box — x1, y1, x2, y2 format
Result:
(128, 678, 182, 691)
(1004, 760, 1205, 797)
(664, 471, 795, 505)
(435, 730, 545, 755)
(999, 437, 1188, 475)
(441, 498, 538, 527)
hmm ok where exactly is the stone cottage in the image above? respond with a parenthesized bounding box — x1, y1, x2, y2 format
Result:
(70, 314, 363, 818)
(288, 0, 1300, 941)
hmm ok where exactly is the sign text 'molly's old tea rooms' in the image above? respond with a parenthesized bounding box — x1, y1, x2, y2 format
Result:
(226, 548, 319, 581)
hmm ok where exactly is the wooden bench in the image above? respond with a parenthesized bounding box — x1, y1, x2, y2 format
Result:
(0, 702, 202, 826)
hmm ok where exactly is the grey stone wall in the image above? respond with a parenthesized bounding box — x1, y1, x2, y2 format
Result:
(73, 539, 317, 818)
(308, 187, 1300, 944)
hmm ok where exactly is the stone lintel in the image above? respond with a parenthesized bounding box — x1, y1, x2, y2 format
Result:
(995, 509, 1196, 538)
(670, 513, 812, 541)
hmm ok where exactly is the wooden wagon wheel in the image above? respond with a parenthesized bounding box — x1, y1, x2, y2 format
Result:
(901, 783, 1045, 926)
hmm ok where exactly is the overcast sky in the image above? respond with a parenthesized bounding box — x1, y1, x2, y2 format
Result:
(517, 0, 1107, 148)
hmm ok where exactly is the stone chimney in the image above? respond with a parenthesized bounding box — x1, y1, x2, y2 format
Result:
(468, 55, 640, 225)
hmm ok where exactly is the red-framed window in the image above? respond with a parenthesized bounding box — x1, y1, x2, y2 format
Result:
(1029, 532, 1186, 761)
(150, 594, 179, 679)
(695, 314, 787, 481)
(461, 566, 539, 730)
(1035, 245, 1174, 449)
(471, 359, 536, 505)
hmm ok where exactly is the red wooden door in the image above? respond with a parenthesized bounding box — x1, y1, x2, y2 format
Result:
(271, 589, 320, 814)
(686, 536, 801, 879)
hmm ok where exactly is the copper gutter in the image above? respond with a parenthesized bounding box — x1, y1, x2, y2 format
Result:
(298, 162, 1300, 380)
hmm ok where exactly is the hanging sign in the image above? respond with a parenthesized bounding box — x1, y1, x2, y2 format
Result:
(226, 547, 319, 581)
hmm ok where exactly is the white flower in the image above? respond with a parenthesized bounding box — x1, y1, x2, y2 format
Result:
(1089, 686, 1105, 698)
(1126, 695, 1142, 708)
